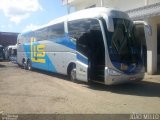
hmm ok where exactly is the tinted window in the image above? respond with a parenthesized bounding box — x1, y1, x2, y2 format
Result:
(35, 27, 48, 41)
(107, 18, 136, 63)
(68, 19, 101, 40)
(48, 23, 64, 40)
(19, 32, 35, 44)
(105, 18, 144, 70)
(28, 32, 35, 42)
(68, 19, 103, 56)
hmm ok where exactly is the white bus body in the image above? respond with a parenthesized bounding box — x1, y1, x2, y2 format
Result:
(17, 7, 146, 85)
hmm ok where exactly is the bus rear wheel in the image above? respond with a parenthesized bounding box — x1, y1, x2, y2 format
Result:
(27, 60, 32, 71)
(22, 59, 27, 69)
(70, 68, 76, 81)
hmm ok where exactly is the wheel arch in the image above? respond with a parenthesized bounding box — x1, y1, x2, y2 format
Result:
(67, 62, 76, 76)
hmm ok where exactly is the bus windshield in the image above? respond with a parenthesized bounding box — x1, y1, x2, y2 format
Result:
(106, 18, 143, 71)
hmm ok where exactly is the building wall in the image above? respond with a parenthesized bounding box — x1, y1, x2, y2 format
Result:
(102, 0, 145, 11)
(69, 0, 160, 11)
(69, 0, 145, 11)
(70, 0, 98, 10)
(148, 0, 160, 4)
(146, 17, 158, 74)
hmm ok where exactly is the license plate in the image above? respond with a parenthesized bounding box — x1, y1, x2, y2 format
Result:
(130, 77, 136, 80)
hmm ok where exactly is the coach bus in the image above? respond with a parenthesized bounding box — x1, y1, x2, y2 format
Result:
(17, 7, 148, 85)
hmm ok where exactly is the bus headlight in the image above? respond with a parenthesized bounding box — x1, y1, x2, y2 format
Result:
(108, 69, 121, 76)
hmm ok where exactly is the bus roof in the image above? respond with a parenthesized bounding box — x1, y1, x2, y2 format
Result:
(21, 7, 130, 33)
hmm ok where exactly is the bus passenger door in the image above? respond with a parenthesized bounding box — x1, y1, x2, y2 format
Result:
(76, 39, 88, 82)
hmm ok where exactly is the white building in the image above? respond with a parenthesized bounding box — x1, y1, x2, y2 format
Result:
(64, 0, 160, 75)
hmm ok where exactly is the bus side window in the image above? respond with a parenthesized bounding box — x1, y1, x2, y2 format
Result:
(35, 27, 48, 41)
(48, 23, 65, 41)
(68, 19, 90, 57)
(68, 19, 103, 58)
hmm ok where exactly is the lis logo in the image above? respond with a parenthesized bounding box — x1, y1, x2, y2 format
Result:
(30, 38, 46, 63)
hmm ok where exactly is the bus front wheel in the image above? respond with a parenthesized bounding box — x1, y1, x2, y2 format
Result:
(68, 64, 76, 81)
(70, 68, 76, 81)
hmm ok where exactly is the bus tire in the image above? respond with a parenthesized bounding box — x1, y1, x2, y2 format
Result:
(68, 64, 76, 81)
(27, 60, 32, 71)
(22, 59, 27, 69)
(70, 68, 76, 81)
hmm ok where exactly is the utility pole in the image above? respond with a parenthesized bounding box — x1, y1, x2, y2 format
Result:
(145, 0, 148, 5)
(67, 0, 70, 14)
(62, 0, 70, 14)
(101, 0, 103, 7)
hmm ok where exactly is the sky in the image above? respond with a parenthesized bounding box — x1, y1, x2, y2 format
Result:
(0, 0, 70, 33)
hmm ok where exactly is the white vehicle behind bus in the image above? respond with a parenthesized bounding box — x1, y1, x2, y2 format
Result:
(5, 45, 17, 62)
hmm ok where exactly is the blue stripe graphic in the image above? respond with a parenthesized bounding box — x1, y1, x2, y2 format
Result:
(77, 52, 88, 65)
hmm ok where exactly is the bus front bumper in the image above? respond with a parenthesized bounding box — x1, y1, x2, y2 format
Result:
(104, 67, 144, 85)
